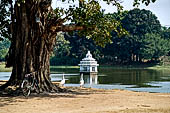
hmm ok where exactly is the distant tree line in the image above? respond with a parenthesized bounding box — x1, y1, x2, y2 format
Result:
(1, 8, 170, 65)
(50, 8, 170, 66)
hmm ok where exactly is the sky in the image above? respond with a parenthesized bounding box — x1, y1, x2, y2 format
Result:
(52, 0, 170, 27)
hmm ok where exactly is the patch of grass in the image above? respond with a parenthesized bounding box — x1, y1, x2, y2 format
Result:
(1, 62, 170, 72)
(147, 65, 170, 70)
(50, 66, 79, 69)
(100, 64, 170, 71)
(0, 62, 12, 72)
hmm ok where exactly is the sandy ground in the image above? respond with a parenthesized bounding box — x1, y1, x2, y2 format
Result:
(1, 82, 170, 113)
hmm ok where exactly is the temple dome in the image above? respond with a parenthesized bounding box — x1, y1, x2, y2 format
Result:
(78, 51, 99, 73)
(82, 51, 95, 61)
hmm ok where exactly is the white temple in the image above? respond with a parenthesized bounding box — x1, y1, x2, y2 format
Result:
(78, 51, 99, 73)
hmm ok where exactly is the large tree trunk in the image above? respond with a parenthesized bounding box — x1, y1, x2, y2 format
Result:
(0, 0, 60, 92)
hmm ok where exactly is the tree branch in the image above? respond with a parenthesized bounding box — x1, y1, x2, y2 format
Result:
(48, 13, 72, 31)
(50, 25, 85, 32)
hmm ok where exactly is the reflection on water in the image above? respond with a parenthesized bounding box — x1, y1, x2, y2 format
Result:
(89, 74, 98, 84)
(1, 67, 170, 93)
(51, 67, 170, 85)
(50, 67, 170, 92)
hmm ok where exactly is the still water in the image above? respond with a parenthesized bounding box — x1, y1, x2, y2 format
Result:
(1, 67, 170, 93)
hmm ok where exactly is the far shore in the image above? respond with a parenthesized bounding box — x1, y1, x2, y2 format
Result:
(1, 61, 170, 72)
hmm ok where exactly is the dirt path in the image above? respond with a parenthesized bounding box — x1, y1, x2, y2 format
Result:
(1, 85, 170, 113)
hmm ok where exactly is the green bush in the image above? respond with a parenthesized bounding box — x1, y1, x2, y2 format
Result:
(50, 57, 79, 66)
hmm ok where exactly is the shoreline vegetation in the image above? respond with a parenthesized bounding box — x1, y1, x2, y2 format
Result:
(1, 62, 170, 72)
(0, 62, 12, 72)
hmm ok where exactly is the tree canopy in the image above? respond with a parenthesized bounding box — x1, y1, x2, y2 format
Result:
(0, 0, 157, 45)
(120, 8, 161, 62)
(49, 8, 170, 65)
(122, 8, 161, 35)
(0, 0, 11, 41)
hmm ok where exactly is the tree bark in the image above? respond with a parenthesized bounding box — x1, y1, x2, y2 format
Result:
(0, 0, 61, 92)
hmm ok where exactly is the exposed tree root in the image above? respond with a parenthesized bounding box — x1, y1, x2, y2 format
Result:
(0, 82, 73, 97)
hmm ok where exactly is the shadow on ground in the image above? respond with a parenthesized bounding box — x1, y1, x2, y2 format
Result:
(0, 86, 97, 108)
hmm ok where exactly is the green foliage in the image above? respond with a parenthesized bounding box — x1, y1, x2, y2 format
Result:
(53, 33, 71, 57)
(161, 27, 170, 40)
(51, 32, 105, 65)
(0, 39, 10, 61)
(122, 8, 161, 35)
(50, 33, 73, 65)
(107, 10, 128, 21)
(50, 56, 79, 65)
(100, 9, 169, 64)
(64, 32, 103, 61)
(133, 0, 156, 6)
(0, 62, 12, 72)
(120, 8, 161, 62)
(141, 33, 170, 60)
(50, 8, 170, 66)
(0, 0, 157, 45)
(0, 0, 11, 40)
(52, 0, 127, 47)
